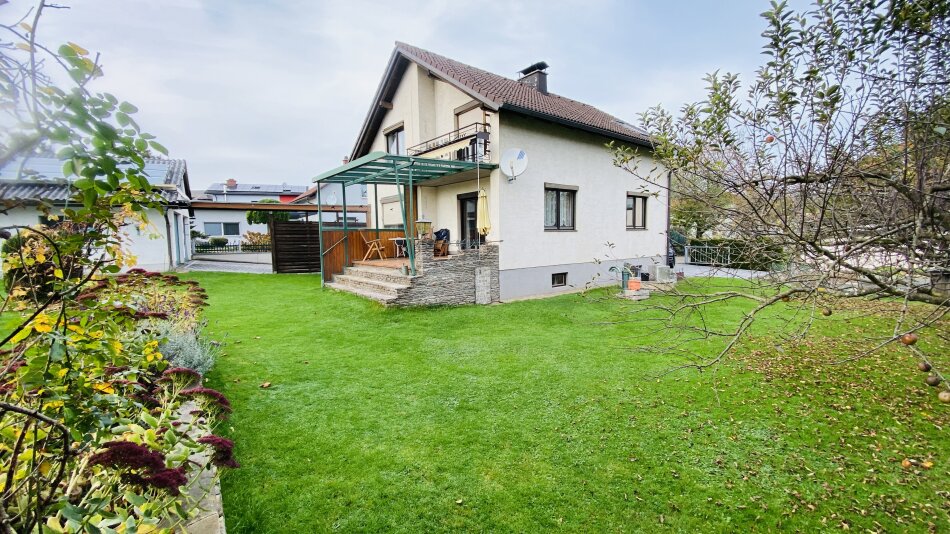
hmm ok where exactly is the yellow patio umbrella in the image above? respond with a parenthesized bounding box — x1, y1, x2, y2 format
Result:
(476, 189, 491, 236)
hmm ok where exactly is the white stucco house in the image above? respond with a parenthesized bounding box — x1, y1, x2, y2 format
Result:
(317, 42, 669, 303)
(0, 157, 193, 272)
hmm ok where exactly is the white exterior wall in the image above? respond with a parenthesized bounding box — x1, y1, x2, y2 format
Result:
(365, 64, 501, 232)
(191, 209, 268, 244)
(495, 113, 669, 299)
(416, 172, 496, 250)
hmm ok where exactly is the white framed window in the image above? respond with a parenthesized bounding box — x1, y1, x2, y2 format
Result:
(204, 222, 240, 236)
(626, 195, 647, 229)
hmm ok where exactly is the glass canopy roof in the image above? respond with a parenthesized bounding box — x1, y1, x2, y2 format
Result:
(313, 152, 496, 187)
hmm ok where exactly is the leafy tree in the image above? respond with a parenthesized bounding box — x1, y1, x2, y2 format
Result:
(610, 0, 949, 397)
(670, 175, 731, 238)
(246, 198, 289, 224)
(0, 3, 237, 530)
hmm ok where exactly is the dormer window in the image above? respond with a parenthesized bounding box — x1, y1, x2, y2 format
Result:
(386, 127, 406, 156)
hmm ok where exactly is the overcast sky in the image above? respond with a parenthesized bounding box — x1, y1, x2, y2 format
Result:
(8, 0, 782, 190)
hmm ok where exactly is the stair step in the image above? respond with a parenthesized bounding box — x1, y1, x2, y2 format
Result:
(344, 265, 413, 285)
(332, 274, 408, 297)
(325, 282, 397, 303)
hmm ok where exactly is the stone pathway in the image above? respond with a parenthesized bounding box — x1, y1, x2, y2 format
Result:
(183, 260, 273, 274)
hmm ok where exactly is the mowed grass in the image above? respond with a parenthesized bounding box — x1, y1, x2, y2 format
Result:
(185, 272, 949, 533)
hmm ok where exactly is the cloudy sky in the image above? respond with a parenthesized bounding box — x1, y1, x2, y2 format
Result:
(7, 0, 783, 190)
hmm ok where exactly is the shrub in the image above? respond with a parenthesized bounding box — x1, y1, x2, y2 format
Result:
(191, 229, 208, 239)
(208, 236, 229, 246)
(2, 226, 83, 299)
(241, 231, 270, 247)
(149, 320, 220, 375)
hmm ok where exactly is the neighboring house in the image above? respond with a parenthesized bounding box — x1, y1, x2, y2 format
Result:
(290, 181, 369, 226)
(318, 42, 669, 302)
(191, 180, 308, 244)
(0, 157, 193, 272)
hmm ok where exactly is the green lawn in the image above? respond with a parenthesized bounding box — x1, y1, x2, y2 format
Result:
(186, 272, 949, 533)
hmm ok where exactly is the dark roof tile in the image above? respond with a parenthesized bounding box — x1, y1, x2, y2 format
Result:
(395, 42, 652, 145)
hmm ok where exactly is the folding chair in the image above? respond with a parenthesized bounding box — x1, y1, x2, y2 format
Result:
(360, 232, 386, 261)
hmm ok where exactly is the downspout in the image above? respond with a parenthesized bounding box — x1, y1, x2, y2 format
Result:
(162, 208, 174, 272)
(667, 169, 672, 262)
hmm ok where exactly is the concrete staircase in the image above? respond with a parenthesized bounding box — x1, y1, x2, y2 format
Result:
(325, 263, 412, 303)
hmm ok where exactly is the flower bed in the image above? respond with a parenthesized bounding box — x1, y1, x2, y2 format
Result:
(0, 268, 236, 532)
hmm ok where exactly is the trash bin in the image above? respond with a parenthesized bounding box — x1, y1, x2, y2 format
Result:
(640, 272, 651, 282)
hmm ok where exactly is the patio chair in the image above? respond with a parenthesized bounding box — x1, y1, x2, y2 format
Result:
(360, 232, 386, 261)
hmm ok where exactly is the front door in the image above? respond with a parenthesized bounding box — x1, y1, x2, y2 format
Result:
(459, 193, 479, 249)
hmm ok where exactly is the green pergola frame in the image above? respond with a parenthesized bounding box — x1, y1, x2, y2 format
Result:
(313, 152, 497, 282)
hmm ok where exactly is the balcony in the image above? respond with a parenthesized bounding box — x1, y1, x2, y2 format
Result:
(406, 122, 490, 163)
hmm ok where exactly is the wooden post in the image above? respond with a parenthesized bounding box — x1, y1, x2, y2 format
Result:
(317, 183, 324, 285)
(342, 184, 349, 268)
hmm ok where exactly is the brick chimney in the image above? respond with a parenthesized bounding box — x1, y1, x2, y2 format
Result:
(225, 178, 237, 189)
(517, 61, 549, 94)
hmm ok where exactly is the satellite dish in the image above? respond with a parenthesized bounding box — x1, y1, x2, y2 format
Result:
(500, 148, 528, 181)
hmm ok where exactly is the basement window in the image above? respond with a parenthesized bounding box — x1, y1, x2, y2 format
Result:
(552, 272, 567, 287)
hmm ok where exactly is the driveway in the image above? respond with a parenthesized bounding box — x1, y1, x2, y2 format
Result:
(183, 260, 273, 274)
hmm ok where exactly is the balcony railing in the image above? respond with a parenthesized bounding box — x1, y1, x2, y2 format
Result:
(406, 122, 491, 163)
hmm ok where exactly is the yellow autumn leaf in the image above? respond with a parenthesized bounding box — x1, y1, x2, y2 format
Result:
(19, 22, 32, 32)
(35, 253, 45, 263)
(15, 43, 32, 52)
(10, 326, 33, 344)
(34, 323, 52, 334)
(93, 383, 115, 395)
(67, 41, 89, 56)
(45, 516, 64, 533)
(54, 268, 64, 279)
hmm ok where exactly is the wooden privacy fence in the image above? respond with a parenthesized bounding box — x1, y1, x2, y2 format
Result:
(270, 221, 321, 273)
(321, 228, 407, 282)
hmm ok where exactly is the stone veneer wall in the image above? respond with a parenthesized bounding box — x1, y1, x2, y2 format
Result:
(390, 240, 500, 306)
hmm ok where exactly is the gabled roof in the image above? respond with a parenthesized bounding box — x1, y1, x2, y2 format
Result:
(351, 42, 653, 159)
(0, 156, 192, 206)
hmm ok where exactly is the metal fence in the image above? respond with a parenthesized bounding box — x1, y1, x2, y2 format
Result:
(193, 243, 271, 254)
(684, 245, 731, 266)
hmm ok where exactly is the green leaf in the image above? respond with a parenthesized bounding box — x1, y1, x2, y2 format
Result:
(935, 126, 947, 136)
(148, 140, 169, 156)
(82, 188, 98, 208)
(115, 112, 130, 127)
(61, 160, 75, 178)
(61, 503, 84, 523)
(123, 491, 146, 507)
(118, 101, 138, 114)
(58, 44, 77, 58)
(49, 341, 66, 362)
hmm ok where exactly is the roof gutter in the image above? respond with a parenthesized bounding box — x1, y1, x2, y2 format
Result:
(499, 103, 655, 150)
